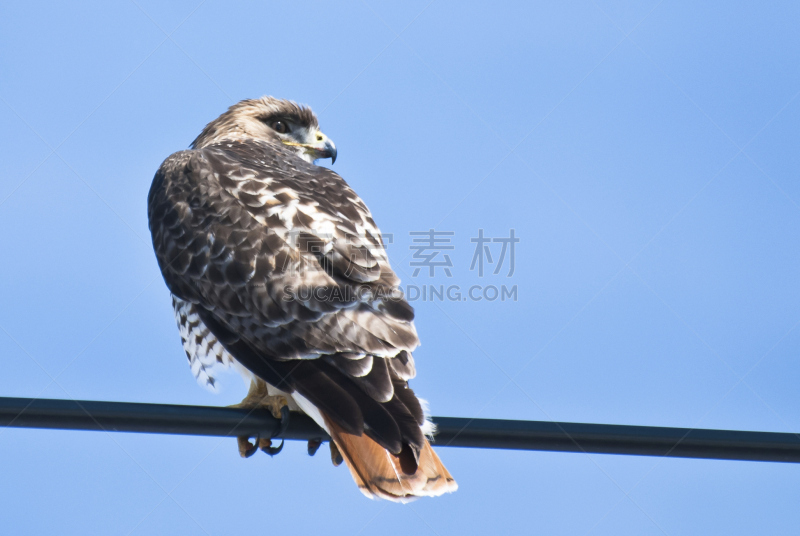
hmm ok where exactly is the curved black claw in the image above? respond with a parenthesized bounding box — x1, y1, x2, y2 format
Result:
(243, 437, 259, 458)
(272, 405, 291, 439)
(261, 439, 284, 457)
(307, 438, 322, 456)
(257, 405, 290, 457)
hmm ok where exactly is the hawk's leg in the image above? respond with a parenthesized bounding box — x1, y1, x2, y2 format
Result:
(230, 379, 290, 458)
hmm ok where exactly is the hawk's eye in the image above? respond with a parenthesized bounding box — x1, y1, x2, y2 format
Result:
(270, 121, 288, 134)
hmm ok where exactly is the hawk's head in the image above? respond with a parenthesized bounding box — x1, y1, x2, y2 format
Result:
(191, 96, 337, 164)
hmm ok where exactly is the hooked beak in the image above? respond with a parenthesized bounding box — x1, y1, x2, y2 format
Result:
(316, 137, 337, 164)
(283, 131, 337, 164)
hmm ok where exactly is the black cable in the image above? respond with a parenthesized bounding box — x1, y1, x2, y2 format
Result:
(2, 397, 799, 463)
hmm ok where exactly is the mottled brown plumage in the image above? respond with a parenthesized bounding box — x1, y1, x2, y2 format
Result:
(148, 96, 456, 500)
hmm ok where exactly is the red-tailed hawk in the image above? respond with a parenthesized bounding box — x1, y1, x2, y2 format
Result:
(148, 96, 456, 501)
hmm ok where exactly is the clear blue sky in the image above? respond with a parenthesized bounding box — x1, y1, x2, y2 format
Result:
(1, 1, 799, 534)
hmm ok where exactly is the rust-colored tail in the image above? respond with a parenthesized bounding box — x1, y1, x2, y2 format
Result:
(324, 415, 457, 502)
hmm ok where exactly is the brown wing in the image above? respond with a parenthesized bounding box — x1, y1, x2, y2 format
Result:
(148, 140, 418, 358)
(148, 139, 425, 456)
